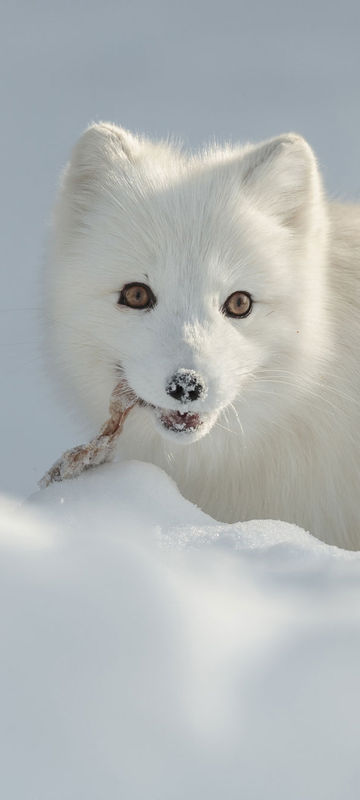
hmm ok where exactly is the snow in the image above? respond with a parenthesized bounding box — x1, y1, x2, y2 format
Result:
(1, 461, 360, 799)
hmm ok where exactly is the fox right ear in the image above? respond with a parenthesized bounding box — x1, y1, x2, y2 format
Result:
(239, 134, 323, 231)
(66, 122, 140, 188)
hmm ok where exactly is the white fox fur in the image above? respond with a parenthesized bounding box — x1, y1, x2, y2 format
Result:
(45, 123, 360, 549)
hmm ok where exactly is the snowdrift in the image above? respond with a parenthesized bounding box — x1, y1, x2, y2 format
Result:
(1, 461, 360, 799)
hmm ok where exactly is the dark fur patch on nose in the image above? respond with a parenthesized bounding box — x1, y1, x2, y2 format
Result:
(166, 369, 205, 403)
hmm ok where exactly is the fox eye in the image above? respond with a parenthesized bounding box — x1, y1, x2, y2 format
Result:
(118, 283, 156, 310)
(222, 291, 252, 318)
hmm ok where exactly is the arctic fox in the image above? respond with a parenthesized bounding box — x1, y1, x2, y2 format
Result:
(45, 123, 360, 549)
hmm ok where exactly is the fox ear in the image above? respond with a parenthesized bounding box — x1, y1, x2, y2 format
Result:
(239, 134, 322, 229)
(65, 122, 140, 188)
(57, 123, 142, 232)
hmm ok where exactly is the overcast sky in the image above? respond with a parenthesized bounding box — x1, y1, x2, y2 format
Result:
(1, 0, 359, 495)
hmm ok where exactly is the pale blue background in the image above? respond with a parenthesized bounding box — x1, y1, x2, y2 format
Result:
(1, 0, 359, 495)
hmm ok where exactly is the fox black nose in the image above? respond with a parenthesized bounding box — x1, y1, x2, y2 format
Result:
(166, 369, 205, 403)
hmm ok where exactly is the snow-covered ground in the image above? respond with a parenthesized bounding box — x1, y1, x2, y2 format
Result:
(1, 461, 360, 799)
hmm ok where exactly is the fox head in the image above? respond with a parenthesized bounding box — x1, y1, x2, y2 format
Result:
(46, 123, 329, 444)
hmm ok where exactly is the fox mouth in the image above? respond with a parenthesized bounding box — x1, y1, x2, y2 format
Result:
(115, 369, 205, 436)
(155, 408, 202, 433)
(137, 398, 203, 434)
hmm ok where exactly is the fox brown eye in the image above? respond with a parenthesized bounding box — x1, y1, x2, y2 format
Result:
(118, 283, 156, 310)
(222, 291, 252, 318)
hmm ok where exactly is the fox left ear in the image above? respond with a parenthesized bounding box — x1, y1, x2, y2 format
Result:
(67, 122, 141, 186)
(57, 123, 142, 228)
(239, 134, 323, 230)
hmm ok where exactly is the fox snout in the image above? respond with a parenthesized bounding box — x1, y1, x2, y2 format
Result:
(166, 369, 206, 404)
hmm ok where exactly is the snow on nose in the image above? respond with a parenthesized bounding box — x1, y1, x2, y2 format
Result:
(166, 369, 206, 403)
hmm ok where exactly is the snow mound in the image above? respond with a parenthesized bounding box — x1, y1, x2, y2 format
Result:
(1, 461, 360, 800)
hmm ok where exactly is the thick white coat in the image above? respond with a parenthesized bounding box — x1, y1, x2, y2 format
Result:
(45, 123, 360, 549)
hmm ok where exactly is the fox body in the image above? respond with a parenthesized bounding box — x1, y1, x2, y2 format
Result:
(45, 123, 360, 549)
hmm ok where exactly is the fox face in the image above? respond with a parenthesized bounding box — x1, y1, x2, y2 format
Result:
(46, 123, 329, 446)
